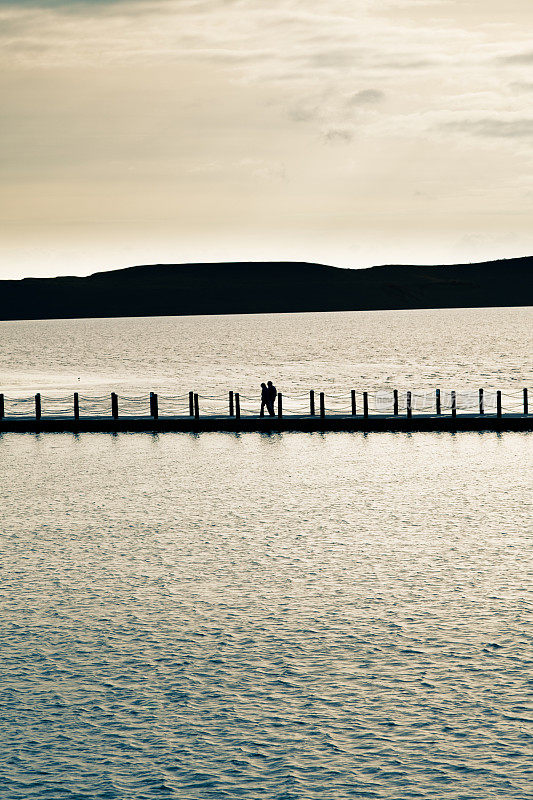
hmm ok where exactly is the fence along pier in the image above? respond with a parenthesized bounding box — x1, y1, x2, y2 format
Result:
(0, 387, 530, 433)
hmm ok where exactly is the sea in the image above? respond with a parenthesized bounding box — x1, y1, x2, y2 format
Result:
(1, 306, 532, 800)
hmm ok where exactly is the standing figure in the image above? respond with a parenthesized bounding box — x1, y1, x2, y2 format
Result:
(260, 383, 269, 417)
(266, 380, 277, 416)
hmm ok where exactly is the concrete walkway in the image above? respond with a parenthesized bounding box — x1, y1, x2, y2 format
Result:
(0, 413, 530, 433)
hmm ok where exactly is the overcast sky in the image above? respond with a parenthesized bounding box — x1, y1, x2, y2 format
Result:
(1, 0, 532, 278)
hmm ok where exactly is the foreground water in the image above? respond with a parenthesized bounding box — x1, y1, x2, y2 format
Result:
(1, 431, 531, 800)
(1, 308, 531, 798)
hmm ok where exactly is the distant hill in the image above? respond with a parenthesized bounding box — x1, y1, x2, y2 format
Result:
(0, 257, 531, 321)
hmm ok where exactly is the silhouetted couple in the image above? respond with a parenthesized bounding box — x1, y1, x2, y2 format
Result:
(260, 381, 277, 416)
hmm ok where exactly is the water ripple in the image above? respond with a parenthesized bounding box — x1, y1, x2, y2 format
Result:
(0, 430, 531, 799)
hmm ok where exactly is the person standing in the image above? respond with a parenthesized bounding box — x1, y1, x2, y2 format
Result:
(260, 383, 269, 417)
(266, 380, 277, 416)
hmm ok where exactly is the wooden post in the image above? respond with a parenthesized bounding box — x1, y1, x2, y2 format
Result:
(0, 393, 4, 420)
(524, 388, 529, 416)
(479, 388, 484, 415)
(35, 393, 41, 420)
(351, 390, 356, 416)
(229, 391, 234, 417)
(151, 392, 158, 420)
(451, 390, 456, 418)
(235, 392, 240, 419)
(111, 392, 118, 419)
(309, 390, 315, 416)
(363, 391, 368, 418)
(436, 388, 441, 415)
(193, 393, 199, 420)
(407, 391, 412, 418)
(393, 389, 399, 416)
(319, 392, 325, 418)
(278, 392, 283, 418)
(497, 390, 502, 418)
(74, 392, 79, 420)
(189, 391, 194, 416)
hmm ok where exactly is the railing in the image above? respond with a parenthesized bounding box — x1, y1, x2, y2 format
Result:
(0, 388, 529, 420)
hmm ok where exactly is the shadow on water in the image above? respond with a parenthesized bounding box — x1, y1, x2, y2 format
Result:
(0, 428, 528, 445)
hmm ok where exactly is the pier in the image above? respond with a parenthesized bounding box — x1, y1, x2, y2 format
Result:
(0, 388, 530, 433)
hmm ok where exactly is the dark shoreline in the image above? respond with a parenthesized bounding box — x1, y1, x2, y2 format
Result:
(1, 256, 531, 321)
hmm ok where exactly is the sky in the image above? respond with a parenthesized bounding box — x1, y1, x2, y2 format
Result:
(1, 0, 532, 279)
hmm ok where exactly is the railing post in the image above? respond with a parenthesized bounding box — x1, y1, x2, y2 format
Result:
(35, 393, 42, 420)
(235, 393, 240, 420)
(111, 392, 118, 419)
(451, 390, 456, 418)
(436, 388, 441, 415)
(406, 391, 412, 418)
(229, 391, 234, 417)
(0, 393, 4, 420)
(278, 392, 283, 418)
(479, 388, 484, 415)
(74, 392, 79, 420)
(363, 391, 368, 418)
(319, 392, 325, 418)
(524, 388, 529, 416)
(393, 389, 398, 416)
(189, 391, 194, 416)
(193, 393, 199, 420)
(309, 390, 315, 416)
(150, 392, 158, 420)
(497, 390, 502, 418)
(351, 389, 356, 416)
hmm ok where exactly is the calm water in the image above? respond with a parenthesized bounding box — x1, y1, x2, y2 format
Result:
(0, 306, 531, 416)
(0, 306, 531, 393)
(1, 308, 532, 799)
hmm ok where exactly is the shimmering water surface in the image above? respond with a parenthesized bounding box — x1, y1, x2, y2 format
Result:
(1, 306, 531, 395)
(1, 308, 532, 799)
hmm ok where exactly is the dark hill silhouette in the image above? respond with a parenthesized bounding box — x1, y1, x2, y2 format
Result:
(0, 257, 531, 321)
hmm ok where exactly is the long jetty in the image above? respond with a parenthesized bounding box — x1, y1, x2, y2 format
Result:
(0, 389, 531, 433)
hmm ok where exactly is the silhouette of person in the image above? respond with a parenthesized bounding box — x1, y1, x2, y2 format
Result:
(267, 380, 277, 416)
(260, 382, 269, 417)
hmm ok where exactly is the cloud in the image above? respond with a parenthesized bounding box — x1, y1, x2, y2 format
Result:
(440, 118, 533, 139)
(323, 127, 354, 143)
(2, 0, 533, 277)
(501, 50, 533, 65)
(348, 89, 385, 105)
(4, 0, 532, 152)
(511, 81, 533, 93)
(378, 58, 435, 69)
(288, 105, 319, 123)
(0, 0, 159, 7)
